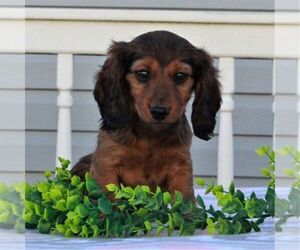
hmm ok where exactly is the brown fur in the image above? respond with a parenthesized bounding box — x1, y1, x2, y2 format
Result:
(71, 31, 222, 200)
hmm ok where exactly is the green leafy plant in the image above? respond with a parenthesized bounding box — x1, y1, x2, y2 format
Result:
(23, 156, 275, 237)
(1, 146, 299, 237)
(196, 146, 275, 234)
(196, 167, 274, 234)
(273, 147, 300, 231)
(24, 158, 206, 237)
(0, 182, 25, 233)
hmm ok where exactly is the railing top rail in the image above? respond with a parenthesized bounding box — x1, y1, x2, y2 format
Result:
(0, 7, 299, 58)
(0, 7, 299, 25)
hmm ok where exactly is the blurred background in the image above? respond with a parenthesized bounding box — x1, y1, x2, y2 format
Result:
(0, 0, 299, 187)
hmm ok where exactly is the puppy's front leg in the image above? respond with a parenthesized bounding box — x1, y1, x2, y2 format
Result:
(90, 162, 119, 191)
(166, 164, 195, 202)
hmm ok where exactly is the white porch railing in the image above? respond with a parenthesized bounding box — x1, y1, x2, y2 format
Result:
(218, 58, 235, 187)
(0, 7, 299, 186)
(56, 54, 73, 167)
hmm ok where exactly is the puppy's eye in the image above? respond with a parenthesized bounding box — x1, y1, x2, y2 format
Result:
(135, 71, 150, 83)
(173, 72, 188, 84)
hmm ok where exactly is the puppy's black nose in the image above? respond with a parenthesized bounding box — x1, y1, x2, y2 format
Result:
(150, 106, 170, 121)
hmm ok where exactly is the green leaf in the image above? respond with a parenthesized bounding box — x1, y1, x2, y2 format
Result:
(15, 218, 25, 234)
(141, 185, 151, 193)
(179, 202, 192, 215)
(79, 225, 89, 238)
(251, 221, 261, 232)
(216, 217, 229, 234)
(288, 187, 300, 216)
(278, 146, 292, 156)
(179, 221, 196, 236)
(234, 189, 245, 202)
(36, 182, 50, 193)
(86, 211, 100, 226)
(197, 178, 205, 187)
(155, 225, 164, 236)
(170, 200, 183, 212)
(65, 228, 73, 237)
(77, 182, 86, 192)
(0, 208, 11, 224)
(155, 190, 163, 207)
(145, 198, 160, 211)
(34, 203, 43, 216)
(229, 182, 235, 195)
(221, 197, 243, 214)
(106, 183, 118, 192)
(66, 195, 80, 211)
(155, 219, 163, 226)
(255, 146, 269, 156)
(196, 195, 206, 209)
(53, 199, 67, 212)
(206, 218, 216, 235)
(217, 193, 232, 207)
(98, 197, 112, 215)
(117, 205, 126, 211)
(38, 219, 52, 234)
(144, 220, 152, 232)
(174, 191, 183, 203)
(233, 220, 242, 234)
(71, 175, 81, 187)
(58, 157, 71, 169)
(155, 186, 161, 194)
(245, 197, 266, 218)
(284, 168, 295, 177)
(172, 212, 183, 227)
(49, 186, 63, 201)
(115, 190, 132, 199)
(212, 185, 223, 194)
(163, 192, 171, 206)
(73, 215, 82, 226)
(91, 225, 100, 237)
(167, 214, 174, 236)
(261, 168, 270, 177)
(136, 207, 148, 217)
(0, 183, 8, 194)
(265, 187, 275, 216)
(43, 170, 52, 179)
(75, 204, 90, 218)
(85, 174, 102, 199)
(168, 213, 174, 229)
(70, 224, 81, 234)
(134, 186, 146, 200)
(43, 207, 54, 221)
(113, 221, 123, 236)
(55, 224, 66, 234)
(205, 178, 215, 194)
(124, 186, 134, 197)
(105, 217, 111, 237)
(55, 167, 71, 181)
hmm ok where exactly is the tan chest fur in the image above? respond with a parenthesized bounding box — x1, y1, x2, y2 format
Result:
(94, 130, 191, 191)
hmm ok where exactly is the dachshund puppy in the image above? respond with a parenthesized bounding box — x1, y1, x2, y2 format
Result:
(72, 30, 221, 200)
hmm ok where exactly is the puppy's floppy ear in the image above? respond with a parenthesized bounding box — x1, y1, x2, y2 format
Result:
(191, 48, 222, 140)
(94, 41, 134, 130)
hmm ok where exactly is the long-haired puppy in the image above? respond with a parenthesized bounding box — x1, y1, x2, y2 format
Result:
(72, 30, 222, 200)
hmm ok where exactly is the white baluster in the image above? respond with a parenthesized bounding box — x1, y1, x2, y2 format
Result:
(297, 59, 300, 150)
(56, 54, 73, 167)
(217, 57, 235, 187)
